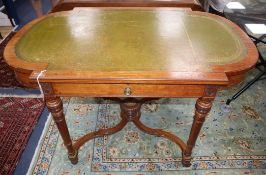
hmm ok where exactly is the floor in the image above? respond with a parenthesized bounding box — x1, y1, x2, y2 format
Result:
(0, 12, 13, 41)
(0, 0, 54, 40)
(15, 0, 54, 27)
(0, 26, 13, 39)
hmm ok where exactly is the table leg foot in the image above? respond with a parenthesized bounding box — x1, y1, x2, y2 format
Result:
(182, 152, 192, 167)
(68, 149, 78, 164)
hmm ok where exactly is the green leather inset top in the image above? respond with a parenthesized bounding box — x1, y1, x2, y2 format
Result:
(15, 9, 247, 71)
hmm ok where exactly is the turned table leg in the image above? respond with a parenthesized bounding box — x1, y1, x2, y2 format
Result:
(46, 97, 78, 164)
(120, 102, 141, 121)
(182, 96, 215, 167)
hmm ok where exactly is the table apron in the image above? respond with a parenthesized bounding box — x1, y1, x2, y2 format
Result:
(50, 83, 209, 97)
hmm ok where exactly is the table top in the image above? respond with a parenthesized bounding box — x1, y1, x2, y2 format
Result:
(4, 8, 257, 84)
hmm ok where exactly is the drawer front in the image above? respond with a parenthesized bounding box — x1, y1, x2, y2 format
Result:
(52, 83, 206, 97)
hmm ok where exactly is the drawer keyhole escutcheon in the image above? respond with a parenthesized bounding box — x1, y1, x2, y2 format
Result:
(124, 87, 132, 96)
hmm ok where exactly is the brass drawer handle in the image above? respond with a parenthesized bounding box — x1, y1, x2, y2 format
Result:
(124, 87, 132, 96)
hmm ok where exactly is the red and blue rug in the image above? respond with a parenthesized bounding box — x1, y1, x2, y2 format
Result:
(0, 97, 44, 175)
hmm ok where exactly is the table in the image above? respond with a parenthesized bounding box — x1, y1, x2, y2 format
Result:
(1, 0, 20, 26)
(51, 0, 203, 12)
(223, 0, 266, 34)
(206, 0, 231, 13)
(222, 0, 266, 104)
(4, 8, 258, 167)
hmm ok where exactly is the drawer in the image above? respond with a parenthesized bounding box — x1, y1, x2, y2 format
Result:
(52, 83, 206, 97)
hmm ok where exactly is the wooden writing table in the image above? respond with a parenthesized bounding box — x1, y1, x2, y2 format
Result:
(4, 8, 258, 167)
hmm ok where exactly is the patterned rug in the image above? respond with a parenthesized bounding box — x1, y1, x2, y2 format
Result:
(0, 32, 23, 88)
(0, 97, 45, 175)
(27, 69, 266, 175)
